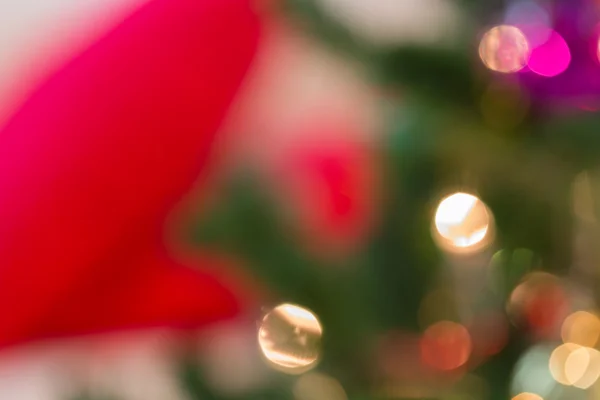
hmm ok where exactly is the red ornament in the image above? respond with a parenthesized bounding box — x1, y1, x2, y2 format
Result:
(0, 0, 262, 347)
(270, 117, 378, 257)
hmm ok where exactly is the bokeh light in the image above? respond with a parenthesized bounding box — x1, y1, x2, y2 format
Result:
(550, 343, 600, 389)
(550, 343, 580, 386)
(512, 393, 544, 400)
(293, 373, 347, 400)
(511, 344, 559, 399)
(420, 321, 472, 371)
(433, 192, 493, 253)
(479, 25, 530, 73)
(527, 30, 571, 77)
(258, 303, 323, 374)
(561, 311, 600, 348)
(507, 272, 569, 338)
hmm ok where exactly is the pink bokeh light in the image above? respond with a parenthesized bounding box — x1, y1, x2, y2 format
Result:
(527, 30, 571, 77)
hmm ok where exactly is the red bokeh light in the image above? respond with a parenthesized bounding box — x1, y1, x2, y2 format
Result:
(420, 321, 472, 371)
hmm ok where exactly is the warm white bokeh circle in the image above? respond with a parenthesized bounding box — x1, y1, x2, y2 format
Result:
(258, 303, 323, 374)
(479, 25, 530, 73)
(433, 192, 493, 253)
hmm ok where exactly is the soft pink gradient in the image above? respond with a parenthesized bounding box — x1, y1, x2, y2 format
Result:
(527, 30, 571, 77)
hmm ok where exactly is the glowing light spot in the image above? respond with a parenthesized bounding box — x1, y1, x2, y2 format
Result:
(550, 343, 600, 389)
(293, 373, 348, 400)
(527, 30, 571, 77)
(507, 272, 568, 337)
(561, 311, 600, 348)
(511, 344, 558, 399)
(258, 303, 323, 374)
(433, 192, 493, 253)
(568, 347, 600, 389)
(550, 343, 580, 386)
(512, 393, 543, 400)
(479, 25, 529, 73)
(420, 321, 472, 371)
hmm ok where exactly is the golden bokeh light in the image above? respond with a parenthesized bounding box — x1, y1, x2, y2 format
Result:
(571, 346, 600, 389)
(512, 393, 543, 400)
(420, 321, 472, 371)
(549, 343, 600, 389)
(479, 25, 530, 73)
(561, 311, 600, 348)
(293, 373, 348, 400)
(433, 192, 493, 253)
(550, 343, 580, 386)
(258, 303, 323, 374)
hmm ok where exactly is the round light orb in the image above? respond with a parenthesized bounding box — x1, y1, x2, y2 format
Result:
(527, 30, 571, 77)
(511, 344, 558, 399)
(561, 311, 600, 348)
(550, 343, 600, 389)
(550, 343, 581, 386)
(512, 393, 544, 400)
(479, 25, 530, 73)
(433, 192, 493, 253)
(258, 303, 323, 374)
(507, 272, 568, 338)
(420, 321, 472, 371)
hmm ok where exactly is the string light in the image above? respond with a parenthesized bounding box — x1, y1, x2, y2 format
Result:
(561, 311, 600, 348)
(258, 303, 323, 374)
(433, 192, 493, 253)
(507, 272, 568, 338)
(550, 343, 600, 389)
(420, 321, 472, 371)
(479, 25, 529, 73)
(512, 393, 543, 400)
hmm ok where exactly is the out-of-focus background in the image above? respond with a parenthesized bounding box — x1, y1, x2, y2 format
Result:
(3, 0, 600, 399)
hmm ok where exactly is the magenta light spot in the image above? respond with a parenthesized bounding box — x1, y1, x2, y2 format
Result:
(527, 30, 571, 77)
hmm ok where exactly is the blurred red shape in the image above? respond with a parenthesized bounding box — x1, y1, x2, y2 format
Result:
(272, 117, 378, 257)
(420, 321, 472, 371)
(0, 0, 262, 347)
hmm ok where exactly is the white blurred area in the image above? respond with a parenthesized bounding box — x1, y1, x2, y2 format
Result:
(0, 0, 145, 127)
(315, 0, 464, 46)
(0, 329, 189, 400)
(219, 17, 380, 172)
(0, 0, 381, 173)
